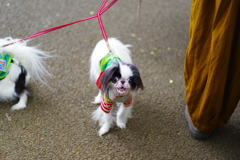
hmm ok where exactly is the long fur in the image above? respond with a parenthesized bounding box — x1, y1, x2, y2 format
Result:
(0, 37, 51, 110)
(0, 37, 51, 83)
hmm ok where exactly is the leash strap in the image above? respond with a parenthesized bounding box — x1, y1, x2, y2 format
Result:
(97, 0, 112, 52)
(1, 0, 118, 48)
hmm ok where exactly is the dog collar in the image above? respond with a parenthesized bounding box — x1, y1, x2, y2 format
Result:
(0, 53, 12, 80)
(104, 93, 132, 103)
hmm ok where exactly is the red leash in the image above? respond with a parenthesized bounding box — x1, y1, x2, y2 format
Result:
(97, 0, 113, 52)
(2, 0, 118, 48)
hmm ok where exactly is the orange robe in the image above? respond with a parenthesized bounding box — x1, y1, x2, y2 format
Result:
(184, 0, 240, 132)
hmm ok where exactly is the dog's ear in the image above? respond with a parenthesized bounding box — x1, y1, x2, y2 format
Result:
(126, 64, 144, 91)
(99, 63, 120, 92)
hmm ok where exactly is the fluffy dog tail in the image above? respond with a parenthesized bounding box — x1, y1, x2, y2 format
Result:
(0, 37, 51, 84)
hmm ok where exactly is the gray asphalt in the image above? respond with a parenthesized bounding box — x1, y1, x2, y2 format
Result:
(1, 0, 240, 159)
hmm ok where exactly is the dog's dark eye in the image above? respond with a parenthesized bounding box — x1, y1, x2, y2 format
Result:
(128, 77, 134, 84)
(112, 77, 118, 84)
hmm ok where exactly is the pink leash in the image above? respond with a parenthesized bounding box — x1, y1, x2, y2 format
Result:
(2, 0, 118, 50)
(97, 0, 113, 52)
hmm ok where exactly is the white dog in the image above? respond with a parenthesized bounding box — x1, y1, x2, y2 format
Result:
(90, 38, 144, 136)
(0, 37, 50, 111)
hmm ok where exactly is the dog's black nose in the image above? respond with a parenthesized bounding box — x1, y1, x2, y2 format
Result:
(121, 80, 125, 84)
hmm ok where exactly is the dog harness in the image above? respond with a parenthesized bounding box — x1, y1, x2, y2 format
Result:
(100, 94, 133, 113)
(0, 53, 12, 80)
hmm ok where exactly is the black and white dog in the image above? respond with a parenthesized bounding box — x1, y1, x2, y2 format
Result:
(90, 38, 144, 136)
(0, 37, 50, 110)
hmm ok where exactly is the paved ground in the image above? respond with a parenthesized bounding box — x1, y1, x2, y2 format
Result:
(0, 0, 240, 159)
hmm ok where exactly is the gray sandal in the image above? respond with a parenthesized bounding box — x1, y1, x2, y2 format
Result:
(185, 107, 211, 140)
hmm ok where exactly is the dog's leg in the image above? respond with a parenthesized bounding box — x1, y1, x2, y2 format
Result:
(117, 103, 133, 129)
(98, 111, 114, 137)
(11, 90, 28, 111)
(92, 106, 114, 137)
(92, 90, 102, 104)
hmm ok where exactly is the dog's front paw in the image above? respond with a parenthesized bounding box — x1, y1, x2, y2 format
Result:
(11, 103, 26, 111)
(117, 114, 128, 129)
(117, 120, 127, 129)
(11, 91, 28, 111)
(98, 123, 111, 137)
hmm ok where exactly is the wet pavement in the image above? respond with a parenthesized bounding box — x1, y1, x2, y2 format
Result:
(0, 0, 240, 159)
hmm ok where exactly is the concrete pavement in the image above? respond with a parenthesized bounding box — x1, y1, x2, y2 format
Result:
(0, 0, 240, 159)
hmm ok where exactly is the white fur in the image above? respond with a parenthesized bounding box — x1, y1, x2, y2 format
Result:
(0, 37, 51, 84)
(120, 64, 133, 79)
(116, 103, 133, 129)
(0, 64, 20, 101)
(90, 38, 134, 137)
(0, 37, 51, 110)
(92, 107, 115, 136)
(92, 90, 103, 104)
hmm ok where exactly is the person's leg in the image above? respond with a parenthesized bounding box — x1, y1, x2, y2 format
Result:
(184, 0, 240, 138)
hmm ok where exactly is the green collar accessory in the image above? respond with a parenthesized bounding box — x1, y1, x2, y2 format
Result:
(100, 53, 121, 72)
(0, 53, 12, 79)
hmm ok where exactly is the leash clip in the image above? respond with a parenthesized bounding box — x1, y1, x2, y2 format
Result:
(105, 41, 112, 53)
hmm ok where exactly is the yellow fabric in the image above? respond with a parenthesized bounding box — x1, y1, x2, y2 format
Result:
(184, 0, 240, 132)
